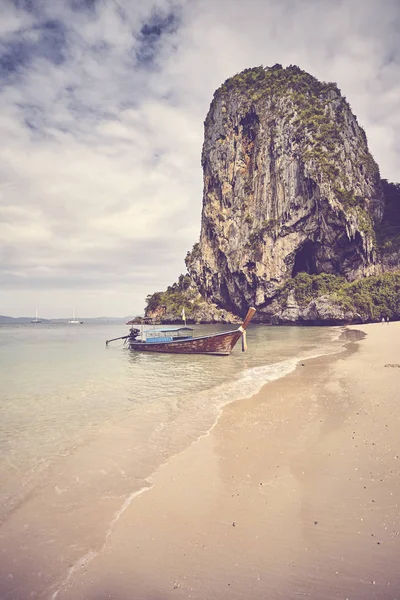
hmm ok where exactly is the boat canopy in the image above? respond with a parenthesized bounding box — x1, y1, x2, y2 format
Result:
(147, 327, 194, 333)
(144, 326, 194, 343)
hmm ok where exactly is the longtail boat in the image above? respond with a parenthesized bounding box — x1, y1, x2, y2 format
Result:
(106, 307, 256, 356)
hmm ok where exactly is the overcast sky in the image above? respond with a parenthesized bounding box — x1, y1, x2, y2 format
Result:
(0, 0, 399, 318)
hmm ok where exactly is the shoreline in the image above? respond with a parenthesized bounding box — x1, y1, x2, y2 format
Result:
(52, 324, 400, 600)
(49, 327, 353, 598)
(1, 323, 399, 600)
(53, 321, 400, 600)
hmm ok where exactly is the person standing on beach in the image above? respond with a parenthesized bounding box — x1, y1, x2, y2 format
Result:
(382, 317, 385, 324)
(386, 316, 390, 324)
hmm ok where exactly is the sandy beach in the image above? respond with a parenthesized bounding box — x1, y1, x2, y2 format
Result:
(47, 321, 398, 600)
(2, 322, 400, 600)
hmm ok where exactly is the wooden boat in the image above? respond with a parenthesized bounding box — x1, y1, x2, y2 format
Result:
(106, 307, 256, 356)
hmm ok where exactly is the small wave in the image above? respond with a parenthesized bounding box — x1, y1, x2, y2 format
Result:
(105, 483, 153, 542)
(190, 337, 345, 415)
(213, 357, 300, 408)
(50, 482, 153, 599)
(172, 334, 348, 451)
(51, 550, 98, 599)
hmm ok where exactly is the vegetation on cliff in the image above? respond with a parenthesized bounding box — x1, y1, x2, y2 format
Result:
(218, 64, 340, 105)
(275, 271, 400, 321)
(144, 269, 400, 324)
(144, 274, 239, 324)
(145, 275, 198, 321)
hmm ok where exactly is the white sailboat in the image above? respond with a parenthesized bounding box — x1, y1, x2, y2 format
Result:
(68, 309, 83, 324)
(31, 309, 41, 324)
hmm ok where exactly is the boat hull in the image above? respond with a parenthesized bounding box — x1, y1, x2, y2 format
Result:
(129, 330, 243, 356)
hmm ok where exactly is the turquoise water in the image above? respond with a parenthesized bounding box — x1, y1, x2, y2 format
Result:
(0, 321, 351, 600)
(0, 321, 345, 524)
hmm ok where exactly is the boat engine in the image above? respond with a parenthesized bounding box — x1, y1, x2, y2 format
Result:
(129, 327, 140, 340)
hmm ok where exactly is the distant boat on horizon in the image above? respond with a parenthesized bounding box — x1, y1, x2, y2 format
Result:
(68, 309, 83, 324)
(31, 309, 41, 324)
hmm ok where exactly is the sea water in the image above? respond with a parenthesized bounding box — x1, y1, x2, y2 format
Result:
(0, 321, 345, 520)
(0, 321, 348, 598)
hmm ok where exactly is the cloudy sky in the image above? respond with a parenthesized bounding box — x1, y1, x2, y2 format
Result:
(0, 0, 399, 318)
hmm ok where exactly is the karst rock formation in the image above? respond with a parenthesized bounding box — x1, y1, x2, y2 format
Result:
(185, 65, 392, 321)
(145, 65, 399, 324)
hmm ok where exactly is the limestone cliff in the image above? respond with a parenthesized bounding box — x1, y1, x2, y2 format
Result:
(186, 65, 387, 320)
(145, 65, 400, 324)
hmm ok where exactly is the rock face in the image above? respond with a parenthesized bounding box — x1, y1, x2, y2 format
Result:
(268, 290, 359, 325)
(377, 180, 400, 274)
(186, 65, 386, 320)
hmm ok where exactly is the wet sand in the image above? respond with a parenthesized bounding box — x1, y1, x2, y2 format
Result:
(2, 322, 400, 599)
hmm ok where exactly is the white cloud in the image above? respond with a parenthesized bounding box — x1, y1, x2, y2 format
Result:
(0, 0, 399, 317)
